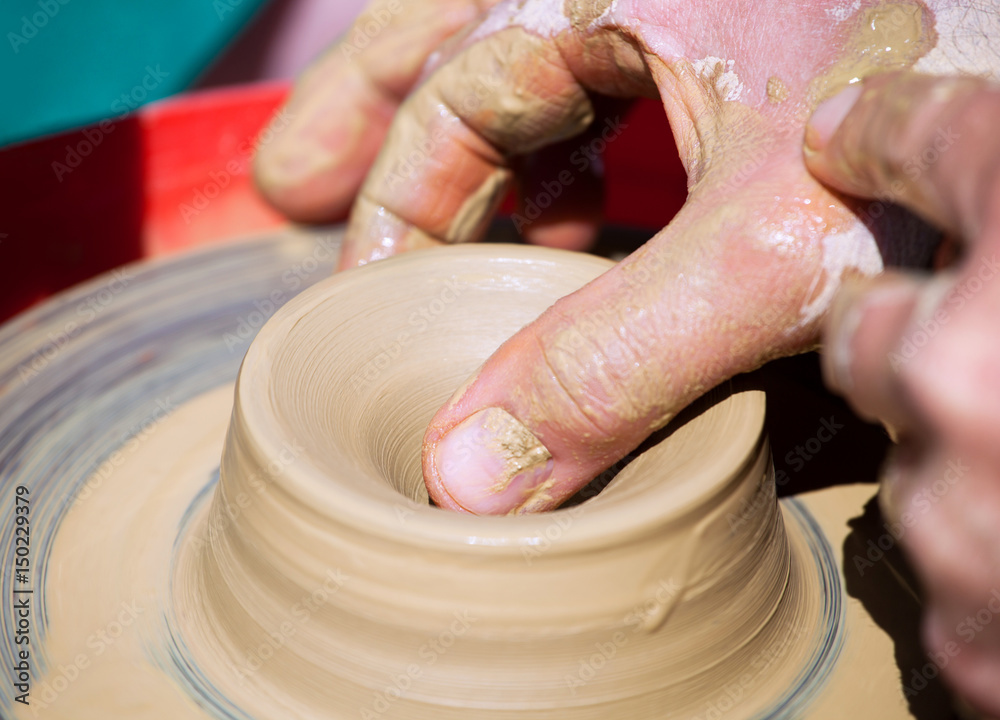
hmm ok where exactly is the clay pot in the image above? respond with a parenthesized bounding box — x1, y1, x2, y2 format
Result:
(180, 244, 832, 719)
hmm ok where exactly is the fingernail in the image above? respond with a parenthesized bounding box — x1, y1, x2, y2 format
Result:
(824, 276, 919, 395)
(256, 134, 323, 188)
(878, 449, 904, 522)
(431, 407, 554, 515)
(806, 84, 864, 151)
(258, 110, 359, 188)
(909, 271, 957, 328)
(825, 278, 868, 395)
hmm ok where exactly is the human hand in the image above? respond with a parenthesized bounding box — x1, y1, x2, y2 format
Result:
(256, 0, 987, 516)
(255, 0, 503, 227)
(807, 71, 1000, 716)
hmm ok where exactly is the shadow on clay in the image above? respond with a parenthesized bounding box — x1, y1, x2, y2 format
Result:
(843, 496, 961, 720)
(562, 382, 733, 507)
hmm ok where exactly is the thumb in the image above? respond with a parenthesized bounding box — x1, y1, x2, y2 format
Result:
(422, 192, 830, 514)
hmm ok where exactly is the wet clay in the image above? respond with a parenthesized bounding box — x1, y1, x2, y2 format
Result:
(564, 0, 614, 31)
(478, 408, 551, 490)
(357, 25, 593, 247)
(182, 245, 845, 718)
(808, 1, 936, 104)
(446, 168, 511, 242)
(6, 238, 939, 718)
(766, 75, 789, 104)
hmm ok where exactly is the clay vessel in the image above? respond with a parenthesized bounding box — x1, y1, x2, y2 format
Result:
(177, 243, 834, 719)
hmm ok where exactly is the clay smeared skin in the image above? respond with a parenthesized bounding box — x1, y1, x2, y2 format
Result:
(254, 0, 502, 222)
(257, 0, 1000, 514)
(12, 234, 927, 719)
(342, 0, 939, 259)
(419, 0, 958, 513)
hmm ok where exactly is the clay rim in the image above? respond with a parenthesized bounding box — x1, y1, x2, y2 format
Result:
(235, 244, 768, 553)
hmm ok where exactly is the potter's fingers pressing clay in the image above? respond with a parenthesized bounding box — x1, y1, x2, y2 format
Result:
(808, 76, 1000, 716)
(254, 0, 491, 222)
(4, 231, 950, 718)
(812, 73, 1000, 442)
(336, 0, 680, 269)
(337, 0, 944, 268)
(805, 72, 999, 236)
(421, 0, 1000, 514)
(336, 19, 641, 268)
(421, 152, 876, 514)
(821, 271, 928, 433)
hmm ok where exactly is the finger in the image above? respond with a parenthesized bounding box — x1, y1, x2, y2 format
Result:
(254, 0, 491, 222)
(822, 245, 1000, 458)
(821, 270, 945, 434)
(512, 100, 630, 251)
(804, 72, 1000, 240)
(513, 138, 604, 252)
(906, 249, 1000, 458)
(339, 21, 651, 267)
(825, 257, 1000, 447)
(814, 72, 1000, 454)
(422, 181, 839, 514)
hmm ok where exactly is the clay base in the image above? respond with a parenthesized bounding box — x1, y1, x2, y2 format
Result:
(0, 230, 961, 718)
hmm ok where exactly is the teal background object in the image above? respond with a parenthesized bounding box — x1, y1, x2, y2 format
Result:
(0, 0, 268, 147)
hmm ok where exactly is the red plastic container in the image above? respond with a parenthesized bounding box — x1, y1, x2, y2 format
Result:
(0, 83, 686, 322)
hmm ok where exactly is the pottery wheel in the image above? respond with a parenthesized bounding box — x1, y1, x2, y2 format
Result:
(0, 228, 955, 718)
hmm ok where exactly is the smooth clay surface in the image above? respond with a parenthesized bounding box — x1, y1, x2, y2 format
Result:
(0, 232, 942, 718)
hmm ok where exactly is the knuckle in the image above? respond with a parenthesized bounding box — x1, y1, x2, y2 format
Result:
(533, 305, 658, 443)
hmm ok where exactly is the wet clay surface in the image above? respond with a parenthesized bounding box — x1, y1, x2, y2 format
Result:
(0, 233, 965, 718)
(392, 2, 999, 515)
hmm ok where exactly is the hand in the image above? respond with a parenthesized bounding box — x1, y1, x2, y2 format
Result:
(807, 71, 1000, 716)
(256, 0, 954, 515)
(255, 0, 502, 226)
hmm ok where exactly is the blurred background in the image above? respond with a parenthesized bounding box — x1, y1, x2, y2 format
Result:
(0, 0, 362, 320)
(0, 0, 685, 322)
(1, 0, 364, 146)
